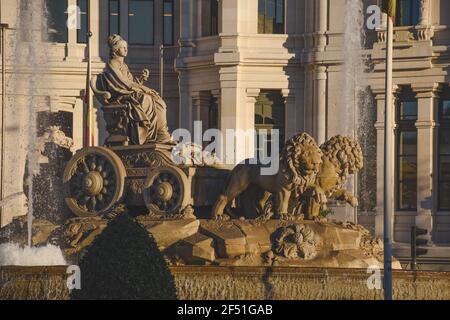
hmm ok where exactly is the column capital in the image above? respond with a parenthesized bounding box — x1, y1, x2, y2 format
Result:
(412, 83, 441, 98)
(371, 85, 400, 100)
(192, 91, 211, 101)
(246, 88, 261, 98)
(211, 89, 221, 98)
(282, 88, 295, 98)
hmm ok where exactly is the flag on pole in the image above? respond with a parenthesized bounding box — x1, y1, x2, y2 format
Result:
(382, 0, 396, 18)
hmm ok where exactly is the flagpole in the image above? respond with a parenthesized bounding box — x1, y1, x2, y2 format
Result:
(86, 0, 93, 147)
(383, 13, 394, 301)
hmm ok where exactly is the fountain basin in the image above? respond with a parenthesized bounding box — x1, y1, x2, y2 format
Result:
(1, 266, 450, 300)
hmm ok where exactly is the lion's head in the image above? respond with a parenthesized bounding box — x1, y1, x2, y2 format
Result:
(280, 133, 323, 189)
(320, 135, 363, 186)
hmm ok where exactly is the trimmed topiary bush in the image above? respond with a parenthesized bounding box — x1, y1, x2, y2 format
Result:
(71, 213, 177, 300)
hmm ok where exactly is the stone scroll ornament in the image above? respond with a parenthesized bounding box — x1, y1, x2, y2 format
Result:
(90, 34, 173, 146)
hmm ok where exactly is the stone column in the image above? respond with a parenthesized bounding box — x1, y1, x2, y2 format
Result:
(211, 89, 221, 129)
(412, 83, 440, 243)
(304, 65, 314, 135)
(192, 91, 212, 134)
(178, 72, 192, 131)
(304, 0, 314, 49)
(418, 0, 431, 26)
(65, 0, 78, 61)
(89, 0, 100, 59)
(416, 0, 434, 40)
(373, 87, 397, 239)
(282, 89, 296, 140)
(315, 0, 327, 50)
(246, 88, 260, 159)
(314, 65, 327, 144)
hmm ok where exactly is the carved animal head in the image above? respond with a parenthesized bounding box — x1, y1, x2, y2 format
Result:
(320, 135, 363, 184)
(281, 133, 323, 187)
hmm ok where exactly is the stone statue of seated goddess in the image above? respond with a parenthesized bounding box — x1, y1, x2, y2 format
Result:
(91, 34, 172, 146)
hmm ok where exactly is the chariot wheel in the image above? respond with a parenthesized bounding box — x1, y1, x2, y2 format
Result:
(63, 147, 126, 217)
(143, 166, 190, 216)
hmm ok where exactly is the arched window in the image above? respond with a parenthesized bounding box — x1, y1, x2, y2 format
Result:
(396, 0, 420, 26)
(396, 86, 418, 211)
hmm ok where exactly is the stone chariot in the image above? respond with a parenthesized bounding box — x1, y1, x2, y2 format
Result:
(62, 35, 228, 219)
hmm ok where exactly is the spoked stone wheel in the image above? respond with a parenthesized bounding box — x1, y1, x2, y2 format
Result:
(63, 147, 126, 217)
(143, 166, 190, 216)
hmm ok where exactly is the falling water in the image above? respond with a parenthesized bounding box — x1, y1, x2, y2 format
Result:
(0, 0, 67, 266)
(12, 0, 49, 247)
(343, 0, 366, 137)
(342, 0, 377, 220)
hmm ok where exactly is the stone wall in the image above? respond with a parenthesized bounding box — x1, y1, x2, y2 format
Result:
(1, 266, 450, 300)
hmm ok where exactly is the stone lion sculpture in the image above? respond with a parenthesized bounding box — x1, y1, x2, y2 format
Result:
(212, 133, 323, 220)
(302, 135, 364, 220)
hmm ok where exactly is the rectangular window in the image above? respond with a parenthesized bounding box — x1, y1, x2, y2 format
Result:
(129, 0, 154, 45)
(439, 99, 450, 211)
(77, 0, 88, 43)
(396, 93, 418, 211)
(109, 0, 120, 35)
(163, 0, 174, 45)
(396, 0, 420, 26)
(255, 91, 286, 159)
(211, 0, 219, 36)
(46, 0, 68, 43)
(258, 0, 285, 34)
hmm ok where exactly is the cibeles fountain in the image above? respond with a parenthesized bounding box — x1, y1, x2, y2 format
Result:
(0, 0, 415, 300)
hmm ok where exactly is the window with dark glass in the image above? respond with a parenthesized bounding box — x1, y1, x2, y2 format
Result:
(77, 0, 88, 43)
(109, 0, 120, 35)
(163, 0, 174, 45)
(208, 96, 219, 130)
(258, 0, 285, 34)
(46, 0, 68, 43)
(129, 0, 154, 45)
(396, 0, 420, 26)
(438, 95, 450, 211)
(255, 91, 285, 158)
(396, 87, 418, 211)
(211, 0, 219, 36)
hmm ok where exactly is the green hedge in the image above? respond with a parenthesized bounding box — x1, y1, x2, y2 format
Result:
(72, 213, 177, 300)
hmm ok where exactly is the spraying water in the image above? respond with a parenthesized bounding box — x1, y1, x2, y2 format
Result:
(343, 0, 366, 137)
(0, 243, 66, 266)
(342, 0, 378, 221)
(12, 0, 49, 247)
(0, 0, 66, 266)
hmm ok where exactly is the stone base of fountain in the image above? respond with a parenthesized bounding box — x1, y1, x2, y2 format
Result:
(2, 265, 450, 300)
(0, 214, 401, 270)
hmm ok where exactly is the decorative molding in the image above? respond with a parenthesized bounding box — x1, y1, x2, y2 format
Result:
(412, 83, 441, 98)
(120, 150, 174, 169)
(246, 88, 261, 98)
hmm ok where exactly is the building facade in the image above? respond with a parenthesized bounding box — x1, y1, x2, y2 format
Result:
(0, 0, 449, 249)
